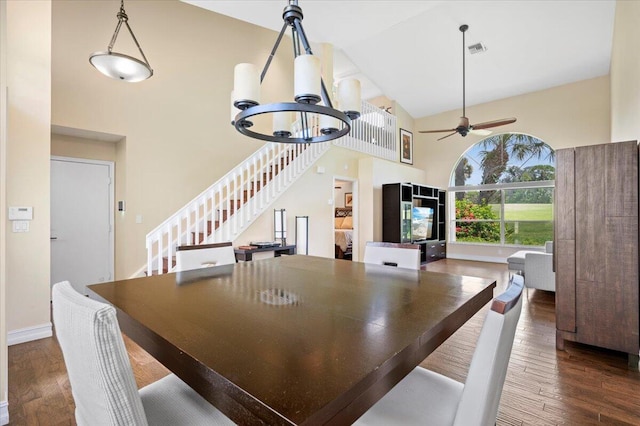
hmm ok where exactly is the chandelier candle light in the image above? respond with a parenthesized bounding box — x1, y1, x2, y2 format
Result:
(89, 0, 153, 82)
(232, 0, 361, 144)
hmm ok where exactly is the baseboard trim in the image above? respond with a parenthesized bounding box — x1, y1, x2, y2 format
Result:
(1, 400, 8, 425)
(7, 322, 52, 346)
(446, 253, 507, 264)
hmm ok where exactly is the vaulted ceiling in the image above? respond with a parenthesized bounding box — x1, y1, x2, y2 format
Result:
(184, 1, 616, 118)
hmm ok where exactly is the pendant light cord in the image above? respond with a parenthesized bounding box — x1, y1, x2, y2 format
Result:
(107, 0, 152, 68)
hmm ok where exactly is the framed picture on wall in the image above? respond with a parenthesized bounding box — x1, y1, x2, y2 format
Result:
(345, 192, 353, 207)
(400, 129, 413, 165)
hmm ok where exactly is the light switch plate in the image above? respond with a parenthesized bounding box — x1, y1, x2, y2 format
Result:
(12, 221, 29, 232)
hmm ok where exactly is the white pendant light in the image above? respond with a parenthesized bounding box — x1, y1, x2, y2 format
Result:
(89, 0, 153, 83)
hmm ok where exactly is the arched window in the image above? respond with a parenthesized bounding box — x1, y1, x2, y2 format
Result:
(449, 133, 555, 246)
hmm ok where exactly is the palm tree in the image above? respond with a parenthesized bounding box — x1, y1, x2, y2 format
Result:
(454, 157, 473, 200)
(477, 133, 554, 204)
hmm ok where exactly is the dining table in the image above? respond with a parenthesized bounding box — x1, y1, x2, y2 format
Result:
(88, 255, 496, 425)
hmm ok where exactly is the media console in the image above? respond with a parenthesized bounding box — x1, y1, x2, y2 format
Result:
(382, 182, 446, 264)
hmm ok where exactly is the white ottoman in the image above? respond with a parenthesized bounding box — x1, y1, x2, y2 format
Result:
(506, 250, 542, 273)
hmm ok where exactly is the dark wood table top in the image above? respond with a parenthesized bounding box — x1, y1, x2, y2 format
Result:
(88, 255, 495, 425)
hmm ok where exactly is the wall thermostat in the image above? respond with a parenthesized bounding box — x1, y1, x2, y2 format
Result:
(8, 206, 33, 221)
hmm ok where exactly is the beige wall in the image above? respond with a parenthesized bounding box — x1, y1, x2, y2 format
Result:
(52, 0, 294, 279)
(358, 156, 426, 258)
(2, 1, 52, 417)
(51, 133, 118, 162)
(414, 76, 610, 261)
(6, 0, 52, 333)
(611, 0, 640, 143)
(0, 0, 6, 418)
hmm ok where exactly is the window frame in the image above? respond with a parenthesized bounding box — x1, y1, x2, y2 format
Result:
(448, 180, 555, 247)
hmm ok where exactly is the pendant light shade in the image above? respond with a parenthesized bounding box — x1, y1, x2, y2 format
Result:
(89, 0, 153, 82)
(89, 52, 152, 82)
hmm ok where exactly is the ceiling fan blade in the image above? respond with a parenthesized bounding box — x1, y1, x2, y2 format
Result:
(419, 128, 457, 134)
(437, 131, 459, 141)
(469, 129, 492, 136)
(471, 117, 517, 130)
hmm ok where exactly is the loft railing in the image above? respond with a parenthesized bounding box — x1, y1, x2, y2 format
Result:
(333, 101, 397, 161)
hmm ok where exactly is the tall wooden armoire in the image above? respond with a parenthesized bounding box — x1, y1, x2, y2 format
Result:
(555, 140, 639, 368)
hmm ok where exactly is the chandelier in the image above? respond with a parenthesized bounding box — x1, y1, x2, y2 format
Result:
(231, 0, 361, 144)
(89, 0, 153, 83)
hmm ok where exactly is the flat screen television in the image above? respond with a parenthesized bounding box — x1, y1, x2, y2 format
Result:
(412, 206, 434, 240)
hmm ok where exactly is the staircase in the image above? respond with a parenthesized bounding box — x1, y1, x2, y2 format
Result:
(144, 141, 330, 275)
(142, 100, 397, 276)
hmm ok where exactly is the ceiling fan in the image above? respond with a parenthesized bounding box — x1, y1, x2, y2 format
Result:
(419, 24, 516, 141)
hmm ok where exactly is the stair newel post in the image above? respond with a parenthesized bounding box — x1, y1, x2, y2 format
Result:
(146, 239, 153, 276)
(157, 230, 164, 275)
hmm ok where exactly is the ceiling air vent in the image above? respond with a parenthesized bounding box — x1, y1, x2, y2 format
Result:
(468, 42, 487, 54)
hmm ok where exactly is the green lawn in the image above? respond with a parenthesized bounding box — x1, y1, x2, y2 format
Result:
(489, 203, 553, 220)
(458, 203, 554, 245)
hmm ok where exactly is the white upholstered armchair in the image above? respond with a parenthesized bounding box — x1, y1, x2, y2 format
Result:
(524, 251, 555, 292)
(507, 241, 555, 292)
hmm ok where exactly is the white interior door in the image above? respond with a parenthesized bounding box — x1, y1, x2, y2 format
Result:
(51, 157, 114, 295)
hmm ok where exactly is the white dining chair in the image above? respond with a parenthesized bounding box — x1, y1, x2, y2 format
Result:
(175, 242, 236, 272)
(363, 241, 421, 270)
(354, 274, 525, 426)
(52, 281, 234, 426)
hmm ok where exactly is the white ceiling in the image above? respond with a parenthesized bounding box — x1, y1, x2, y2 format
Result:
(183, 0, 616, 119)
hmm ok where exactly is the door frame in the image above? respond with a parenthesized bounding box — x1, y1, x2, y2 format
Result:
(50, 156, 115, 286)
(333, 176, 358, 261)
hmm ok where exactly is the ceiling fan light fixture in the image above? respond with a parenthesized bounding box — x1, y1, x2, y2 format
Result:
(89, 0, 153, 83)
(419, 24, 516, 141)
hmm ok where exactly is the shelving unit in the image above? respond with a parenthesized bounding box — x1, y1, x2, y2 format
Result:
(382, 182, 446, 264)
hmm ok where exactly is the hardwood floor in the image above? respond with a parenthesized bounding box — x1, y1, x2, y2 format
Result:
(7, 259, 640, 425)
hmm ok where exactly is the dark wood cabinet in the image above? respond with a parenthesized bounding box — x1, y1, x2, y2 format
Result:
(382, 183, 446, 264)
(555, 141, 639, 368)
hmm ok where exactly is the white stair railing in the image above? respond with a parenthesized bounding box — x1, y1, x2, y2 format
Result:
(143, 101, 396, 276)
(144, 141, 330, 276)
(333, 101, 397, 161)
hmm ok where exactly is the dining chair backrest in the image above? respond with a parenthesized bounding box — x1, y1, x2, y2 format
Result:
(363, 241, 421, 270)
(52, 281, 149, 426)
(175, 242, 236, 272)
(453, 274, 524, 426)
